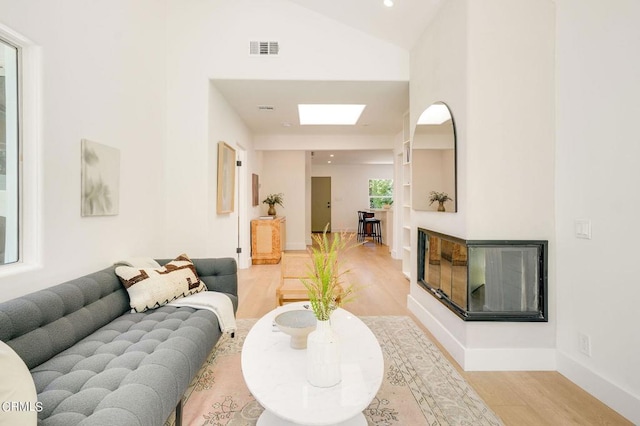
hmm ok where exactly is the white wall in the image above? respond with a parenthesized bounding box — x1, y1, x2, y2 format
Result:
(261, 151, 307, 250)
(409, 0, 468, 239)
(255, 134, 395, 151)
(206, 83, 258, 266)
(407, 0, 470, 363)
(408, 0, 557, 372)
(311, 164, 394, 232)
(0, 0, 166, 302)
(164, 0, 409, 260)
(555, 0, 640, 422)
(466, 0, 555, 240)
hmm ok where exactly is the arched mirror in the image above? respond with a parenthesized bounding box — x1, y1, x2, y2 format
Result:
(411, 102, 457, 212)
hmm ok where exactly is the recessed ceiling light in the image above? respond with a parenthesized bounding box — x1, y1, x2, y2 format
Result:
(417, 104, 451, 125)
(328, 161, 332, 164)
(330, 154, 334, 157)
(384, 0, 394, 7)
(298, 104, 366, 125)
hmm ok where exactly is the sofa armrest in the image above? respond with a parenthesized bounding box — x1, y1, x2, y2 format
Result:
(156, 257, 238, 298)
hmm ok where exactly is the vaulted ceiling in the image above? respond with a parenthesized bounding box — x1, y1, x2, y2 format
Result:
(212, 0, 444, 165)
(288, 0, 444, 51)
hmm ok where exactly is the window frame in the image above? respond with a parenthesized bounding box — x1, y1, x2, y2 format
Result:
(0, 23, 41, 276)
(1, 36, 20, 264)
(368, 178, 393, 209)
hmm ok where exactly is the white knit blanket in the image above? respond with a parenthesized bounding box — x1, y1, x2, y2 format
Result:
(166, 291, 237, 334)
(113, 257, 162, 268)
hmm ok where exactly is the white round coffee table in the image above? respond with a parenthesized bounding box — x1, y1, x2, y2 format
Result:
(241, 302, 384, 426)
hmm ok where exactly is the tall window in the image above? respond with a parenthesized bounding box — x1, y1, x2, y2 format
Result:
(369, 179, 393, 208)
(0, 37, 19, 264)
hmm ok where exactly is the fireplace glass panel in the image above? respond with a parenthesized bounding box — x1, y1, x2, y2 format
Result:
(468, 247, 540, 313)
(418, 228, 547, 322)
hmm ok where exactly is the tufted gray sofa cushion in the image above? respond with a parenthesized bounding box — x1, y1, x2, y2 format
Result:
(0, 258, 238, 425)
(33, 306, 217, 426)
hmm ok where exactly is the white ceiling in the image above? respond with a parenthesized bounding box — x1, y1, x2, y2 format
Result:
(212, 0, 444, 165)
(288, 0, 444, 51)
(212, 80, 409, 136)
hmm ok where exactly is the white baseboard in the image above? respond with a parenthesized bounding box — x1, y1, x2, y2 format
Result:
(557, 351, 639, 424)
(238, 256, 251, 269)
(409, 297, 636, 422)
(464, 347, 556, 371)
(408, 294, 556, 371)
(407, 295, 466, 367)
(285, 242, 307, 251)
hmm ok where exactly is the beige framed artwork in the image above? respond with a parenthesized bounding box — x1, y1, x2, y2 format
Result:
(252, 173, 259, 206)
(217, 142, 236, 214)
(81, 139, 120, 217)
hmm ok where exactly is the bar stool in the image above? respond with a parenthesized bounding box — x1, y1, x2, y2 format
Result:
(357, 211, 367, 242)
(362, 212, 382, 244)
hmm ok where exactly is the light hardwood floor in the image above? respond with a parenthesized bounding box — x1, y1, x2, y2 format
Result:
(236, 239, 631, 426)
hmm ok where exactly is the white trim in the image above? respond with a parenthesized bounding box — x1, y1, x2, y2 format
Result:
(285, 242, 307, 251)
(407, 294, 466, 367)
(0, 24, 42, 274)
(236, 147, 250, 269)
(408, 294, 557, 371)
(464, 347, 556, 371)
(558, 351, 639, 424)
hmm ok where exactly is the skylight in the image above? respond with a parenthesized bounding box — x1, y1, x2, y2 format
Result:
(417, 103, 451, 125)
(298, 104, 366, 125)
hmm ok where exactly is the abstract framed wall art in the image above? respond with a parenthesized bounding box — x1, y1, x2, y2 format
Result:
(217, 141, 236, 214)
(81, 139, 120, 216)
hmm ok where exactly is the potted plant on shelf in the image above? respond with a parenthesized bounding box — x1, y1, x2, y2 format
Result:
(301, 225, 358, 387)
(262, 193, 284, 216)
(429, 191, 452, 212)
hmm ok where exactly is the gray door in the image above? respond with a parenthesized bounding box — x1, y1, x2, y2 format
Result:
(311, 177, 331, 232)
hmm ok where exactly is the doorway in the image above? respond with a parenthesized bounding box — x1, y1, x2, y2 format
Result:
(311, 177, 331, 232)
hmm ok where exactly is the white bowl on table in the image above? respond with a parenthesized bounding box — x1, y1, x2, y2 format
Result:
(274, 309, 317, 349)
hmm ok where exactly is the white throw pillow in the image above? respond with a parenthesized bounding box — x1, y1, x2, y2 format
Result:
(116, 253, 207, 313)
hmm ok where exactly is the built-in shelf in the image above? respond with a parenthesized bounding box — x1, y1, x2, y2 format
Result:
(401, 111, 411, 283)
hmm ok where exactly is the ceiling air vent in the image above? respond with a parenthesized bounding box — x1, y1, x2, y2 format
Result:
(249, 41, 279, 56)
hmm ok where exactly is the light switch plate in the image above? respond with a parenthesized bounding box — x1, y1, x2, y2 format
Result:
(575, 219, 592, 239)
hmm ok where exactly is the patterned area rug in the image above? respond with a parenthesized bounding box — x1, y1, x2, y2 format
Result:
(164, 316, 503, 426)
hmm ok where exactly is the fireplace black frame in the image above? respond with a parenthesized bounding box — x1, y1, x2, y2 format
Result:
(417, 228, 548, 322)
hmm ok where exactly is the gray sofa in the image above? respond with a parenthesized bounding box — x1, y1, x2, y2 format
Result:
(0, 258, 238, 426)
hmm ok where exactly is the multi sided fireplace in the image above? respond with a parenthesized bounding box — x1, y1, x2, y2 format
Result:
(417, 228, 548, 321)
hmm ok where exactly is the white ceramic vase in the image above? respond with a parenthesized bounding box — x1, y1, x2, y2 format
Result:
(306, 318, 341, 387)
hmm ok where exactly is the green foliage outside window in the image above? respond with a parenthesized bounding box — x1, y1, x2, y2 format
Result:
(369, 179, 393, 208)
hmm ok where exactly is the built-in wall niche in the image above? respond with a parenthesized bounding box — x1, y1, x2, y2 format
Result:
(417, 228, 548, 321)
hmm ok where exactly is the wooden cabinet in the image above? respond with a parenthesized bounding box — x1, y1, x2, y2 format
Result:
(251, 217, 286, 265)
